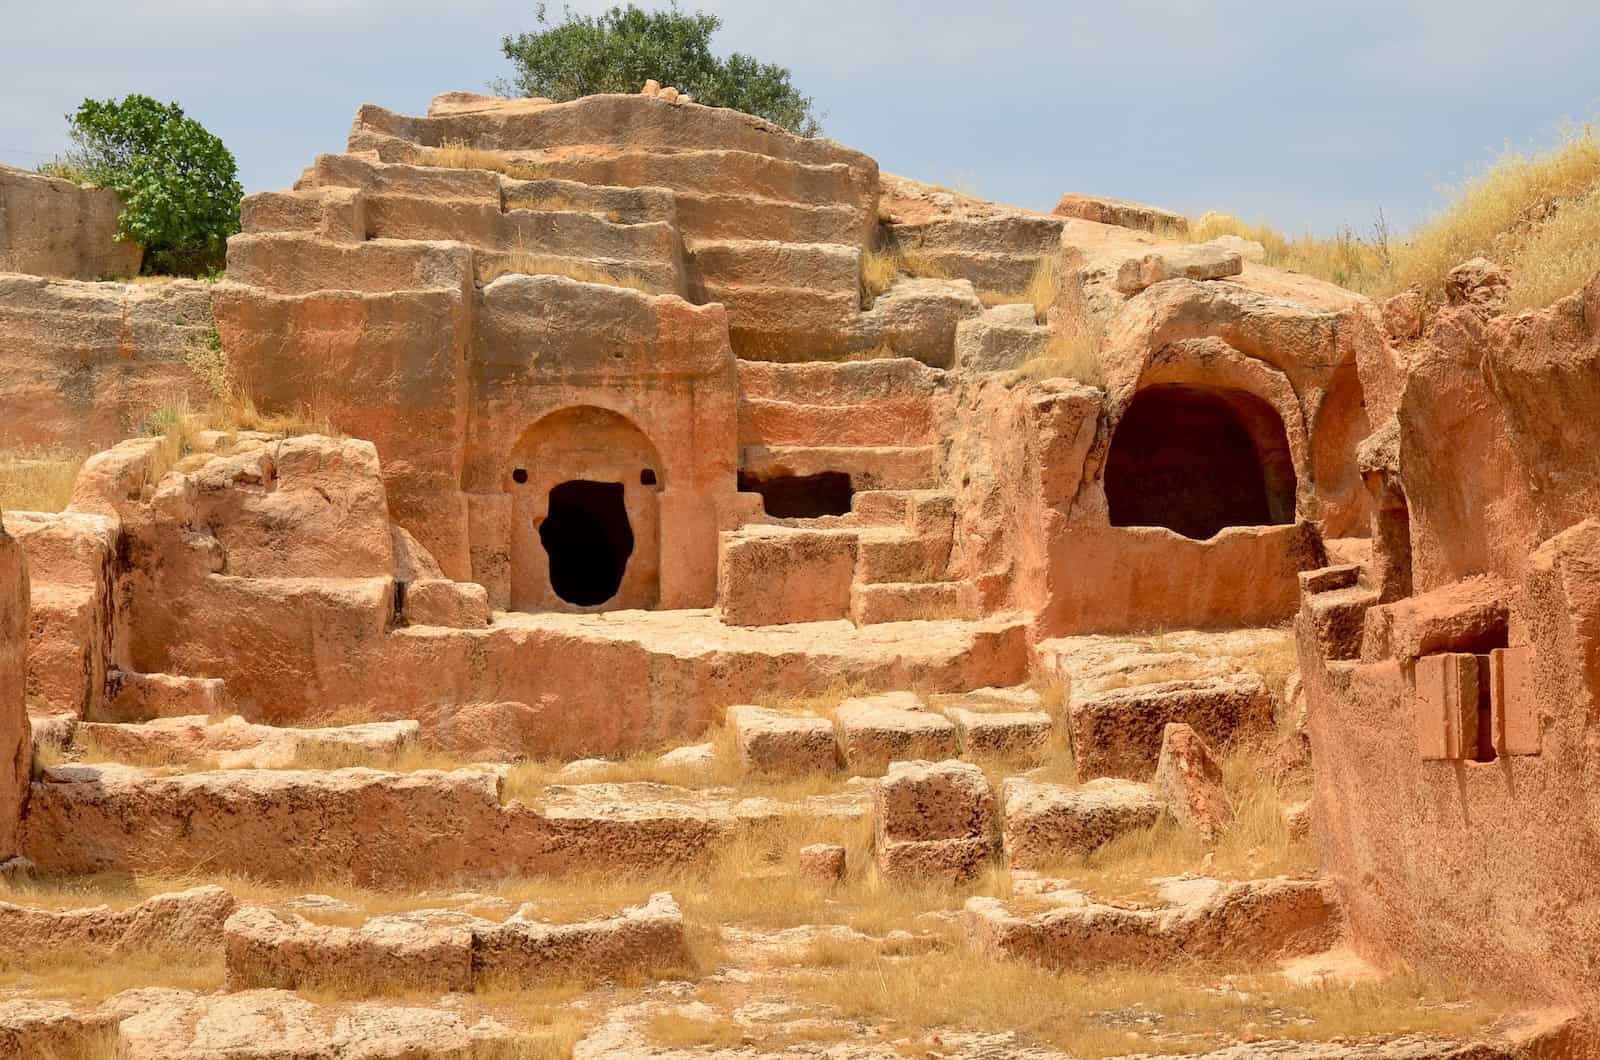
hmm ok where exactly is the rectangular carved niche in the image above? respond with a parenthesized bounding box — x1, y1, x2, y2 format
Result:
(1414, 652, 1489, 761)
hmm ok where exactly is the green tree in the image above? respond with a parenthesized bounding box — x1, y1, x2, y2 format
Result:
(500, 3, 822, 137)
(61, 95, 242, 276)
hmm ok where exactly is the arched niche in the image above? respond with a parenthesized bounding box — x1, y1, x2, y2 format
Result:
(1105, 383, 1297, 540)
(1310, 356, 1374, 538)
(506, 405, 663, 612)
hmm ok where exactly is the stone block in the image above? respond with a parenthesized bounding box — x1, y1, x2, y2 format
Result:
(1489, 645, 1539, 756)
(946, 706, 1052, 765)
(1070, 674, 1271, 780)
(715, 528, 856, 626)
(1153, 723, 1233, 841)
(797, 843, 846, 886)
(1001, 778, 1161, 868)
(835, 692, 958, 771)
(874, 760, 995, 885)
(1414, 652, 1483, 761)
(729, 705, 838, 776)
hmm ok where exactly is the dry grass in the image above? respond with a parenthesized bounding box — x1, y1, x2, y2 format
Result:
(135, 391, 336, 497)
(860, 246, 901, 305)
(1048, 736, 1314, 901)
(976, 257, 1057, 321)
(426, 140, 515, 174)
(1386, 122, 1600, 302)
(0, 448, 84, 512)
(647, 1011, 748, 1048)
(781, 948, 1509, 1059)
(897, 250, 953, 281)
(1182, 123, 1600, 309)
(141, 398, 205, 494)
(480, 251, 651, 291)
(1180, 211, 1392, 294)
(1502, 187, 1600, 310)
(1014, 316, 1105, 387)
(0, 945, 225, 1000)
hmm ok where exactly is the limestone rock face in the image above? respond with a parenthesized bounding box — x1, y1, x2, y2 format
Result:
(0, 885, 237, 954)
(0, 164, 142, 279)
(0, 516, 27, 859)
(223, 905, 480, 992)
(1154, 722, 1234, 841)
(0, 274, 213, 452)
(1443, 256, 1509, 313)
(1053, 192, 1187, 234)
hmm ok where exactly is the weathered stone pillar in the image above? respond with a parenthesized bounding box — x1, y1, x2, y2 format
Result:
(0, 511, 30, 859)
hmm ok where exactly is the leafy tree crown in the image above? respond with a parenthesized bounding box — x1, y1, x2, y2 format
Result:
(62, 94, 242, 276)
(500, 3, 821, 137)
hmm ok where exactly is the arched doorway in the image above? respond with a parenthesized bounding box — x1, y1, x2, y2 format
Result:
(507, 406, 663, 612)
(540, 480, 635, 605)
(1106, 384, 1297, 540)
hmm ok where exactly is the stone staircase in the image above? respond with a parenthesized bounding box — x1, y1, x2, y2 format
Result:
(725, 358, 979, 624)
(239, 152, 689, 297)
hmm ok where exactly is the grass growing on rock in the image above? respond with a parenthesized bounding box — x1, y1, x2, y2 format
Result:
(0, 946, 225, 1000)
(1014, 315, 1105, 387)
(0, 448, 84, 512)
(1185, 122, 1600, 309)
(778, 948, 1511, 1059)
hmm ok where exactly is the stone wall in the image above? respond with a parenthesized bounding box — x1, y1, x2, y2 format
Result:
(0, 275, 214, 452)
(0, 165, 141, 280)
(1304, 272, 1600, 1008)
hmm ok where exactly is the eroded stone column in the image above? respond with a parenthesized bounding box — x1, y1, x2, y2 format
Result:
(0, 512, 30, 859)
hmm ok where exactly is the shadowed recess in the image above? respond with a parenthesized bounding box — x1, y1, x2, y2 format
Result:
(737, 470, 854, 518)
(1106, 384, 1295, 540)
(540, 479, 634, 606)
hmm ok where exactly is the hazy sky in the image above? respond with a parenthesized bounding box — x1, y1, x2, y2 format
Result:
(4, 1, 1597, 235)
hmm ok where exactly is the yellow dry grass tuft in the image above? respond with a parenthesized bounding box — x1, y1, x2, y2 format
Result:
(860, 246, 901, 305)
(0, 449, 84, 513)
(0, 946, 225, 1001)
(646, 1011, 748, 1049)
(1386, 122, 1600, 301)
(780, 949, 1510, 1059)
(897, 251, 952, 281)
(1014, 316, 1105, 387)
(1502, 187, 1600, 311)
(976, 257, 1058, 321)
(141, 398, 205, 494)
(426, 140, 515, 174)
(1181, 211, 1391, 293)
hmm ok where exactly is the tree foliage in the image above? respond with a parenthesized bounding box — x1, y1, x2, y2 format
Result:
(500, 3, 821, 137)
(62, 95, 242, 276)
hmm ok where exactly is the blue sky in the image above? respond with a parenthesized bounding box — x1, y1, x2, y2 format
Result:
(4, 1, 1597, 235)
